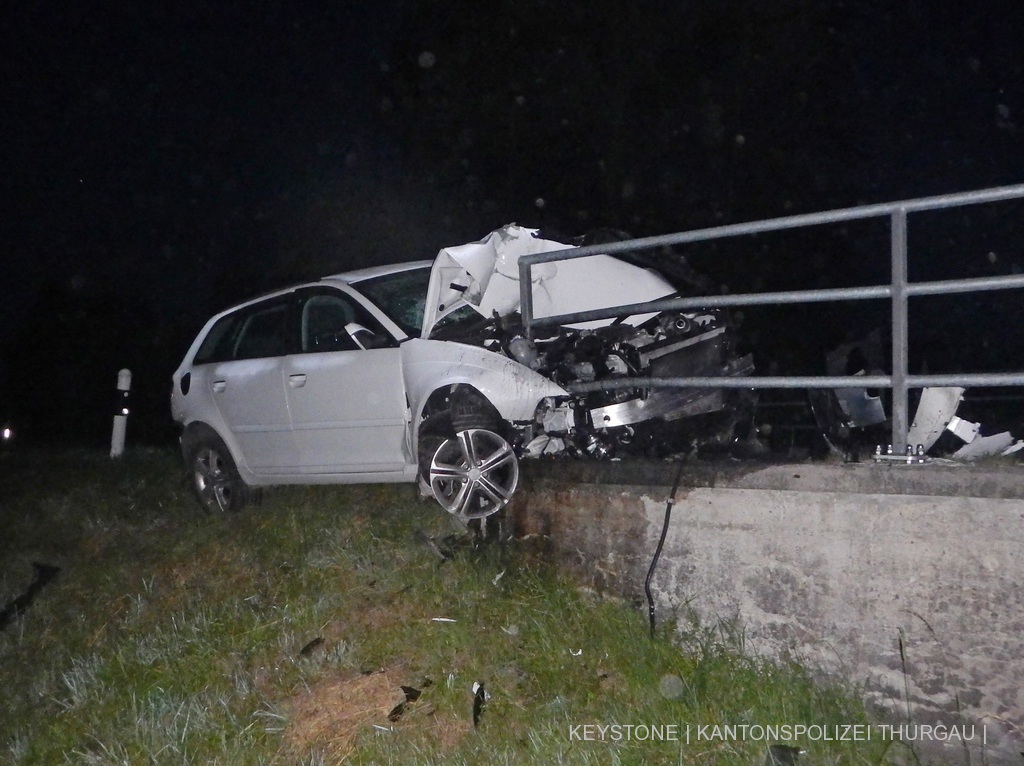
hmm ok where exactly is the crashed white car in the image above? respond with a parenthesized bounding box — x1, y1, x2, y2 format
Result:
(171, 225, 752, 518)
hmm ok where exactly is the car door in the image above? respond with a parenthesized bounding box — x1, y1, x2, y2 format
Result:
(203, 296, 299, 473)
(283, 288, 410, 474)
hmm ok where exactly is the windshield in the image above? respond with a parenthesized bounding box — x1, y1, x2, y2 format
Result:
(353, 266, 431, 337)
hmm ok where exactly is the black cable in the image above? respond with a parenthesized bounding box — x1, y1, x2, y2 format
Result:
(645, 461, 686, 639)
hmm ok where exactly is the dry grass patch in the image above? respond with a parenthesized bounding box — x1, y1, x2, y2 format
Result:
(282, 668, 467, 761)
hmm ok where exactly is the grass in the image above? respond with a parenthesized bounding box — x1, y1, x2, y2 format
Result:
(0, 448, 899, 764)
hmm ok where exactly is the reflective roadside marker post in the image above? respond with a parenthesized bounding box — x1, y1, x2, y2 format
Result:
(110, 368, 132, 458)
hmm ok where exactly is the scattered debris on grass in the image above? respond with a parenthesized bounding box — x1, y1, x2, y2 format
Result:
(0, 562, 61, 631)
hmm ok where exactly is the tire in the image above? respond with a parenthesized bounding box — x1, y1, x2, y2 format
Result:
(427, 428, 519, 519)
(182, 431, 250, 513)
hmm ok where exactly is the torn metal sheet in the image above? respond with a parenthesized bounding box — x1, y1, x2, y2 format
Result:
(833, 377, 886, 428)
(825, 329, 887, 429)
(1003, 439, 1024, 456)
(906, 387, 965, 452)
(945, 415, 981, 444)
(953, 431, 1019, 460)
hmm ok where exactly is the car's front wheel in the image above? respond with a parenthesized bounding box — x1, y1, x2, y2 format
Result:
(183, 432, 249, 513)
(428, 428, 519, 519)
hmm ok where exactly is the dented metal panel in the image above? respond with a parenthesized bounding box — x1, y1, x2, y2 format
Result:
(422, 224, 677, 337)
(906, 387, 966, 452)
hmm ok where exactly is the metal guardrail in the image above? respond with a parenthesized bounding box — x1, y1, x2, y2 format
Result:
(518, 184, 1024, 452)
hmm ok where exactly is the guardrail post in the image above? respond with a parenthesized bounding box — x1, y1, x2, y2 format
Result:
(890, 207, 909, 453)
(519, 261, 535, 339)
(110, 368, 131, 458)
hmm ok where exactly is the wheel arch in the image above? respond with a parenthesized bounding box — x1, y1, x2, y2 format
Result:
(415, 383, 506, 438)
(180, 421, 249, 477)
(181, 420, 226, 453)
(179, 420, 260, 511)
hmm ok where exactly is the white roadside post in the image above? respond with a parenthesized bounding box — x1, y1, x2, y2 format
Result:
(110, 368, 132, 458)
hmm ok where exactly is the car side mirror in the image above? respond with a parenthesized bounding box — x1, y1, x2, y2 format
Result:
(345, 322, 377, 350)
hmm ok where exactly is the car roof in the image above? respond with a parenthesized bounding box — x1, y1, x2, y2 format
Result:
(199, 260, 435, 321)
(320, 259, 433, 285)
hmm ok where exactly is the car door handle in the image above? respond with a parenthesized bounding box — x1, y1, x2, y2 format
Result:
(212, 380, 227, 393)
(288, 374, 307, 388)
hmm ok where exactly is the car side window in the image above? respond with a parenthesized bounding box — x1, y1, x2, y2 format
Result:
(233, 303, 291, 360)
(194, 313, 245, 364)
(298, 291, 395, 352)
(193, 300, 291, 364)
(301, 294, 359, 352)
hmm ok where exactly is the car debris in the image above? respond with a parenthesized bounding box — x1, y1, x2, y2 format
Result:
(945, 415, 981, 444)
(471, 681, 487, 727)
(808, 329, 888, 457)
(298, 636, 326, 658)
(886, 390, 1023, 462)
(952, 431, 1024, 460)
(0, 562, 61, 631)
(825, 328, 887, 429)
(387, 684, 423, 722)
(810, 331, 1022, 463)
(906, 386, 965, 453)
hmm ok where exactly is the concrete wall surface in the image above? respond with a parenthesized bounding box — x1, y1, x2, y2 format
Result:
(512, 460, 1024, 765)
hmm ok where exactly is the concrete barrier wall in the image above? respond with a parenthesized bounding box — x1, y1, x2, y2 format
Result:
(511, 461, 1024, 765)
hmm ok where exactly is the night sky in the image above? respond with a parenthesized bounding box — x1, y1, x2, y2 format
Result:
(3, 2, 1023, 445)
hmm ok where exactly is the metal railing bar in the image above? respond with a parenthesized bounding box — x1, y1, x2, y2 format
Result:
(517, 183, 1024, 269)
(564, 372, 1024, 394)
(527, 285, 891, 329)
(906, 272, 1024, 296)
(907, 373, 1024, 387)
(566, 376, 892, 392)
(524, 271, 1024, 330)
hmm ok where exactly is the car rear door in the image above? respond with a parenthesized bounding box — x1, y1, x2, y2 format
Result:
(283, 287, 410, 474)
(202, 296, 299, 474)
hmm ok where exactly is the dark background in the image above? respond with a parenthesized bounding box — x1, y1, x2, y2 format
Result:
(3, 2, 1023, 447)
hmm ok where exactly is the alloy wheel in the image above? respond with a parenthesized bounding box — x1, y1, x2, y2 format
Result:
(428, 428, 519, 518)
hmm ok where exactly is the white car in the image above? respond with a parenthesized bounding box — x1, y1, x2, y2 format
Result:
(171, 225, 752, 518)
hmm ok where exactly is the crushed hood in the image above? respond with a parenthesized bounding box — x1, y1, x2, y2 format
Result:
(422, 224, 677, 337)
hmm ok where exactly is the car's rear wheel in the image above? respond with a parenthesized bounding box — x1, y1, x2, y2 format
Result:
(184, 432, 249, 513)
(428, 428, 519, 519)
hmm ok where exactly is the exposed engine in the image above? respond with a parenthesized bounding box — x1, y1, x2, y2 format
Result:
(441, 305, 755, 460)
